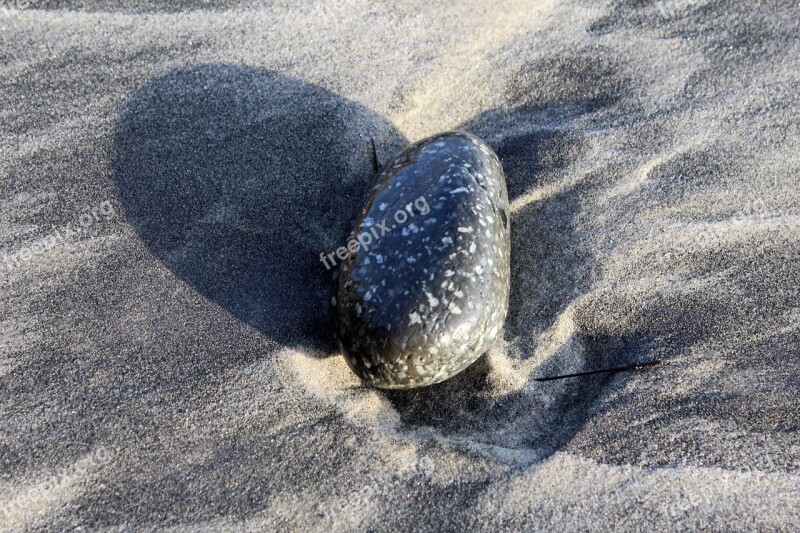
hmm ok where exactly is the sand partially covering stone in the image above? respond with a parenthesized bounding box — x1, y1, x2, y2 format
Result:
(1, 0, 798, 530)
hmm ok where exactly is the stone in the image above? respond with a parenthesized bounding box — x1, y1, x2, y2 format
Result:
(332, 131, 510, 389)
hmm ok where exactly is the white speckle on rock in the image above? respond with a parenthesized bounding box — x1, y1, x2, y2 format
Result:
(426, 292, 440, 307)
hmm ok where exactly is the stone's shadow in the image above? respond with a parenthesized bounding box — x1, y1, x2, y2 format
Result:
(113, 64, 406, 353)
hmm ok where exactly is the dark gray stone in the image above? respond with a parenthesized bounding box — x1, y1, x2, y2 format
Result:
(332, 131, 510, 389)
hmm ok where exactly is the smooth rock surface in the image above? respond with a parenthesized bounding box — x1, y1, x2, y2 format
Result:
(333, 131, 510, 389)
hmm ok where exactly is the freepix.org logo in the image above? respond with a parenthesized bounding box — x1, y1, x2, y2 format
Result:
(2, 199, 116, 269)
(320, 195, 430, 270)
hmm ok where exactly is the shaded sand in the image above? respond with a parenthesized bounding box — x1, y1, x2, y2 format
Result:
(1, 0, 798, 530)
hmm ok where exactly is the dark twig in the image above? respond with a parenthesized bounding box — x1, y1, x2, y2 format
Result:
(370, 137, 380, 174)
(535, 360, 663, 382)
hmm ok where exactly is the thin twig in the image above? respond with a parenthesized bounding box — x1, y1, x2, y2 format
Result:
(370, 137, 380, 173)
(535, 360, 663, 382)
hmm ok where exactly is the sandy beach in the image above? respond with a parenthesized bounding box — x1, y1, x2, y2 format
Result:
(1, 0, 799, 530)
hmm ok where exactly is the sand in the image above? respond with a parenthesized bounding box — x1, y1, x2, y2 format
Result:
(1, 0, 798, 530)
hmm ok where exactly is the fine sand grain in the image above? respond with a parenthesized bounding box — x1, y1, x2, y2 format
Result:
(1, 0, 798, 530)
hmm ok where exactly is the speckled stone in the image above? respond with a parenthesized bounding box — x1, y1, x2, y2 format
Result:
(332, 131, 510, 389)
